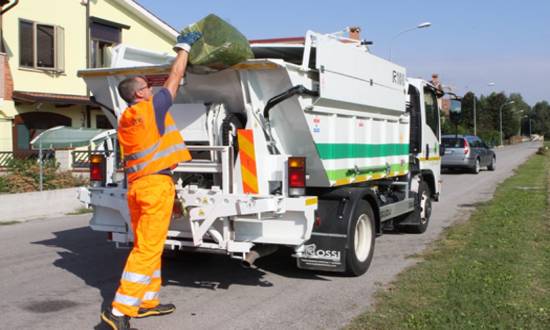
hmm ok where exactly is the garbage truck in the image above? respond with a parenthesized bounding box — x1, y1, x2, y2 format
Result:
(77, 30, 453, 276)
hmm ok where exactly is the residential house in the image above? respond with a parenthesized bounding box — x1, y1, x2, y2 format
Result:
(0, 0, 179, 159)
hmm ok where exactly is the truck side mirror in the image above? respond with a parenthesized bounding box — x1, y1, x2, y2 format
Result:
(439, 144, 446, 156)
(449, 99, 462, 125)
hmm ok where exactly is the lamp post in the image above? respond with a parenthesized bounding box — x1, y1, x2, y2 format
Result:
(473, 94, 477, 136)
(389, 22, 431, 61)
(499, 101, 515, 146)
(528, 118, 532, 137)
(472, 82, 496, 136)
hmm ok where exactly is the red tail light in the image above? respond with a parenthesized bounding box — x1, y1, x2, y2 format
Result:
(463, 139, 470, 155)
(288, 157, 306, 196)
(90, 154, 105, 184)
(172, 199, 184, 220)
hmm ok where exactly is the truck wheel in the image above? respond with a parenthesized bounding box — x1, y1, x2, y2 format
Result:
(471, 158, 481, 174)
(345, 200, 375, 276)
(398, 181, 432, 234)
(488, 156, 496, 171)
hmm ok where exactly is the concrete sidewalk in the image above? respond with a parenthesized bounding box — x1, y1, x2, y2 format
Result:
(0, 187, 85, 223)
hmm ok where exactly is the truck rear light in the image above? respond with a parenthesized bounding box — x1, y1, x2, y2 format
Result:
(463, 139, 470, 155)
(90, 154, 105, 186)
(172, 199, 184, 220)
(288, 157, 306, 196)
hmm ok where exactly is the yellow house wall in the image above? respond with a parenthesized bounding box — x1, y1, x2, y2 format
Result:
(1, 0, 175, 152)
(0, 120, 12, 150)
(15, 104, 85, 129)
(3, 0, 88, 96)
(90, 0, 175, 53)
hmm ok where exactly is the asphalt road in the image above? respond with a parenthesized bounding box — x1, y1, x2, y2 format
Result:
(0, 142, 542, 330)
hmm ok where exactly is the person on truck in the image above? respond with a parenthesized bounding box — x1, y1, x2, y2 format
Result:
(100, 31, 202, 330)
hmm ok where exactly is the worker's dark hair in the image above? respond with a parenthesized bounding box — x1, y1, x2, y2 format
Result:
(117, 76, 147, 104)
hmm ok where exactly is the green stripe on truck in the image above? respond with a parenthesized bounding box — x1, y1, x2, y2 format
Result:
(316, 143, 409, 160)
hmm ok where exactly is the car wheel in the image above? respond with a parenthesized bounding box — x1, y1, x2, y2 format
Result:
(471, 158, 480, 174)
(488, 156, 496, 171)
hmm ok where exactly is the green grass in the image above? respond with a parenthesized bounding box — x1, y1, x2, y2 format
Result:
(66, 207, 93, 215)
(0, 221, 20, 226)
(348, 145, 550, 329)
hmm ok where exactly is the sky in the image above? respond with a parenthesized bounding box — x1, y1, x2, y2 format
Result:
(136, 0, 550, 106)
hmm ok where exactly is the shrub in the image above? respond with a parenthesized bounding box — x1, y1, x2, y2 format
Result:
(1, 159, 87, 193)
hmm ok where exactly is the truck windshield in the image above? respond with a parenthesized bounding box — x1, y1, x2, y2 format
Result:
(442, 137, 465, 148)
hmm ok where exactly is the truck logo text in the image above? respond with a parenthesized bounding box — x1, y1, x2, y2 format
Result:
(304, 244, 341, 261)
(392, 70, 405, 86)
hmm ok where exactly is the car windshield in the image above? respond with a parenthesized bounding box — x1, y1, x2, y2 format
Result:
(442, 137, 465, 148)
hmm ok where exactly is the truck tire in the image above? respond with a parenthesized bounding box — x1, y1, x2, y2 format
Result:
(397, 181, 432, 234)
(345, 200, 375, 276)
(488, 156, 496, 171)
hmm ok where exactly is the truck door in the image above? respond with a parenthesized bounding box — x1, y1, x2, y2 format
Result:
(408, 85, 422, 154)
(422, 87, 440, 159)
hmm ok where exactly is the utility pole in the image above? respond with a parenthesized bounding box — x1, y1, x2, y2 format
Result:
(473, 95, 476, 136)
(499, 101, 515, 146)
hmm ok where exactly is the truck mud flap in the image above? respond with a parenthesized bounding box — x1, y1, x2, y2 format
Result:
(297, 196, 349, 272)
(296, 187, 380, 273)
(297, 233, 347, 272)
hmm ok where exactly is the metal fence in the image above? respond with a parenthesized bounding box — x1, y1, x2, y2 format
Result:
(0, 152, 14, 168)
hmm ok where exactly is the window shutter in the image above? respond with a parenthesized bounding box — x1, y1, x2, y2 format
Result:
(55, 26, 65, 73)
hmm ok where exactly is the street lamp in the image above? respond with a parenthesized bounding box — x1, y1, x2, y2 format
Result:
(471, 82, 496, 136)
(499, 100, 515, 146)
(523, 114, 532, 137)
(389, 22, 431, 61)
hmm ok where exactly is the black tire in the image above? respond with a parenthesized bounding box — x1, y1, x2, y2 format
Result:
(398, 181, 432, 234)
(471, 158, 481, 174)
(345, 200, 376, 276)
(488, 156, 496, 171)
(221, 113, 244, 158)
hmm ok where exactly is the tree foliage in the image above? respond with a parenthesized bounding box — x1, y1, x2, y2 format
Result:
(441, 91, 550, 143)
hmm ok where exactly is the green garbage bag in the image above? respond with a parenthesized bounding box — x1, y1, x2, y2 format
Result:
(181, 14, 254, 70)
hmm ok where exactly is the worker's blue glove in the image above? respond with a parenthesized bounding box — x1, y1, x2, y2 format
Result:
(174, 31, 202, 53)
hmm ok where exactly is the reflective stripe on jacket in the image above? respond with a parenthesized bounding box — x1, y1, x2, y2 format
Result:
(118, 98, 191, 183)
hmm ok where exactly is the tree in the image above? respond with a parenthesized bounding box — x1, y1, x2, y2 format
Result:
(479, 92, 520, 140)
(532, 101, 550, 137)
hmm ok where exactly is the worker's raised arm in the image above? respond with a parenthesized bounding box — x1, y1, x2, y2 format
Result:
(164, 31, 202, 100)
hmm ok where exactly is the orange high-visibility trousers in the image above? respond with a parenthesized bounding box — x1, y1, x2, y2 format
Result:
(112, 174, 175, 317)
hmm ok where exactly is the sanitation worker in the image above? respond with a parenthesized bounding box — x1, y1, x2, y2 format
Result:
(100, 31, 202, 330)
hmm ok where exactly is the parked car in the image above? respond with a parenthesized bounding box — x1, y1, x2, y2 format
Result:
(441, 135, 495, 174)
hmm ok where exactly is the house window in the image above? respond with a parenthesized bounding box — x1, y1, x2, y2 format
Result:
(96, 115, 113, 129)
(90, 21, 122, 68)
(19, 19, 65, 72)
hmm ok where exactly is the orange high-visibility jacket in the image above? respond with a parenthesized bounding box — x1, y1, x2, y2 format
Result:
(118, 99, 191, 183)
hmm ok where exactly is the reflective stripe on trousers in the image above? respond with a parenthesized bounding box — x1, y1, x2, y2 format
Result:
(112, 175, 174, 317)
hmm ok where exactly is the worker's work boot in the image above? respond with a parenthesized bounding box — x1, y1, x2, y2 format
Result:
(135, 303, 176, 318)
(100, 309, 130, 330)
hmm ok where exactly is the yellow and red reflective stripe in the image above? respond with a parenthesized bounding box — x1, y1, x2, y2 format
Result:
(237, 129, 259, 194)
